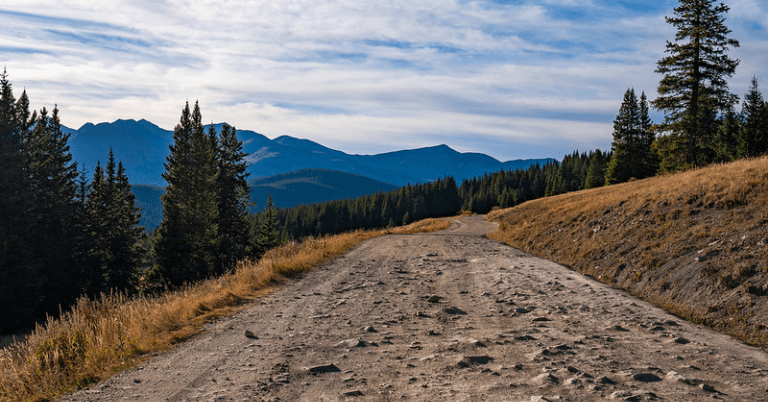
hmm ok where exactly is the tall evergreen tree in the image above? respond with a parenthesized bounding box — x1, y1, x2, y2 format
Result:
(25, 105, 82, 314)
(605, 89, 656, 184)
(0, 71, 37, 332)
(739, 76, 768, 157)
(638, 92, 659, 177)
(152, 102, 219, 287)
(653, 0, 740, 170)
(86, 150, 146, 293)
(606, 89, 642, 184)
(215, 123, 251, 272)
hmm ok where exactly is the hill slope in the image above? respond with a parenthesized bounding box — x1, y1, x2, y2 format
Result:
(132, 169, 399, 230)
(488, 157, 768, 348)
(249, 168, 398, 210)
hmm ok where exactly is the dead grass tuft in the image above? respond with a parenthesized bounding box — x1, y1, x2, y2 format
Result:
(488, 156, 768, 349)
(0, 217, 452, 401)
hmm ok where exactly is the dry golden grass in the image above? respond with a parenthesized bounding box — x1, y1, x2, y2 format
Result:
(0, 218, 451, 402)
(488, 156, 768, 348)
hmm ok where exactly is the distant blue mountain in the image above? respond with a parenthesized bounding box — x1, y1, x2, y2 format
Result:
(67, 119, 552, 186)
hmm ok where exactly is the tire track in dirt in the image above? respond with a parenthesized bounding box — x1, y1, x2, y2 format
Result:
(60, 215, 768, 401)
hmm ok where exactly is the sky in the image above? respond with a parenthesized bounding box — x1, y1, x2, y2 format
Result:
(1, 0, 767, 161)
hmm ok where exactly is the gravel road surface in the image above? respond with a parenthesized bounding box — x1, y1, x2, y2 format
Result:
(60, 216, 768, 401)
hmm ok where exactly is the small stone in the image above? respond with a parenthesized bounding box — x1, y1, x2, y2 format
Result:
(610, 390, 634, 399)
(672, 337, 690, 345)
(531, 316, 551, 322)
(531, 396, 551, 402)
(427, 295, 443, 303)
(336, 339, 366, 348)
(443, 306, 467, 315)
(632, 372, 661, 383)
(515, 307, 530, 314)
(305, 363, 341, 373)
(458, 355, 494, 367)
(245, 330, 258, 339)
(363, 326, 377, 333)
(665, 371, 688, 383)
(564, 366, 580, 373)
(420, 354, 436, 361)
(597, 376, 616, 385)
(532, 372, 559, 384)
(342, 390, 364, 397)
(699, 383, 717, 393)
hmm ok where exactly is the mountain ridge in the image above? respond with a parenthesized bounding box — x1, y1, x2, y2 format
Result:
(66, 119, 552, 186)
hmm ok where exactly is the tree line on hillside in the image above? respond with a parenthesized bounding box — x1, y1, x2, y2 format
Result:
(460, 150, 612, 214)
(252, 177, 462, 240)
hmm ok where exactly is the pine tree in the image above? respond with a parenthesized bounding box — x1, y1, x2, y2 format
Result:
(153, 102, 219, 287)
(713, 109, 741, 162)
(86, 150, 145, 293)
(216, 123, 251, 271)
(584, 150, 609, 189)
(739, 77, 768, 157)
(606, 89, 642, 184)
(25, 105, 82, 314)
(0, 71, 38, 332)
(255, 194, 280, 257)
(653, 0, 740, 169)
(638, 92, 659, 177)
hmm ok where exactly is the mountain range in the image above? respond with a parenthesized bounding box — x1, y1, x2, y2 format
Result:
(65, 119, 550, 187)
(65, 118, 552, 229)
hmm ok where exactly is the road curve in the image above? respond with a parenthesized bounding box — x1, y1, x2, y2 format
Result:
(61, 215, 768, 401)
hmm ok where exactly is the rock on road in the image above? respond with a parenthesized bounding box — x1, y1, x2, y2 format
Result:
(61, 216, 768, 401)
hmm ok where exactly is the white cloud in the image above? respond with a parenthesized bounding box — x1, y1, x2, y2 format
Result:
(1, 0, 763, 161)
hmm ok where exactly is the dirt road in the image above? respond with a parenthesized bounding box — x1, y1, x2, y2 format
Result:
(61, 216, 768, 401)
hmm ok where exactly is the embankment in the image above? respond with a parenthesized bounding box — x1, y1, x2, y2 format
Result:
(488, 156, 768, 348)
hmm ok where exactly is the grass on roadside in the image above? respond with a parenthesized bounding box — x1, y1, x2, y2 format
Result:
(0, 218, 451, 402)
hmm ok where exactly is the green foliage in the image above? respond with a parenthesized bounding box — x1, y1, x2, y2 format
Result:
(151, 104, 253, 288)
(653, 0, 740, 169)
(584, 149, 609, 189)
(605, 89, 657, 184)
(152, 102, 220, 287)
(84, 150, 147, 295)
(215, 123, 252, 273)
(254, 194, 280, 256)
(739, 77, 768, 157)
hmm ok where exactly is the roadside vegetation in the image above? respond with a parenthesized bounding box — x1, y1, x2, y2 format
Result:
(0, 218, 450, 401)
(488, 156, 768, 348)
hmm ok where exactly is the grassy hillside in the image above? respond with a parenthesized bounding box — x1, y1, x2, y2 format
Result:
(488, 156, 768, 348)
